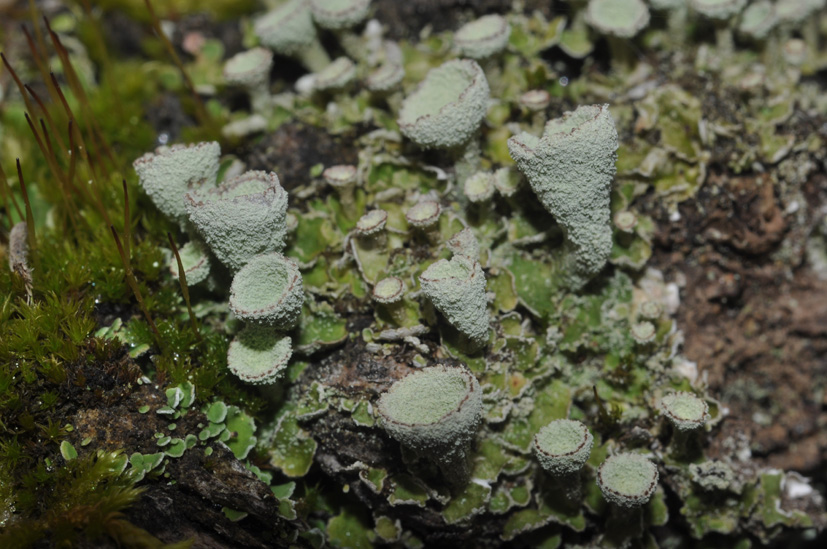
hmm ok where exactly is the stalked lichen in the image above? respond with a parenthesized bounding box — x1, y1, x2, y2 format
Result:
(377, 365, 482, 483)
(186, 170, 289, 273)
(133, 142, 220, 226)
(508, 104, 618, 288)
(229, 252, 304, 330)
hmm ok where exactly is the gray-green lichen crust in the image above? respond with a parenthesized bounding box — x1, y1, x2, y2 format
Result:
(229, 252, 303, 330)
(419, 256, 488, 346)
(508, 104, 618, 288)
(186, 171, 289, 273)
(398, 59, 489, 149)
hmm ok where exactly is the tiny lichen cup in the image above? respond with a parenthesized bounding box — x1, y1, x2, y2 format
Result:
(254, 0, 330, 72)
(323, 164, 359, 218)
(223, 47, 273, 112)
(534, 419, 594, 475)
(405, 200, 441, 244)
(377, 365, 483, 485)
(313, 56, 357, 93)
(310, 0, 372, 60)
(355, 209, 388, 248)
(454, 14, 511, 60)
(597, 453, 659, 508)
(585, 0, 650, 71)
(227, 324, 292, 385)
(372, 276, 407, 326)
(534, 419, 594, 499)
(309, 0, 371, 30)
(660, 391, 710, 459)
(229, 252, 304, 331)
(397, 59, 490, 184)
(464, 171, 495, 204)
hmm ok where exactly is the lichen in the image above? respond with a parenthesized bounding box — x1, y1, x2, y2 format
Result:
(2, 1, 826, 547)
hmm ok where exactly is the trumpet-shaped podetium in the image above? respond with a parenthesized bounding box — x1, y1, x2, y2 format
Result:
(631, 321, 656, 344)
(356, 209, 388, 236)
(508, 104, 618, 288)
(405, 200, 441, 230)
(533, 419, 594, 475)
(310, 0, 371, 30)
(377, 365, 482, 481)
(447, 227, 480, 260)
(254, 0, 330, 72)
(597, 453, 659, 508)
(454, 14, 511, 59)
(690, 0, 747, 52)
(366, 63, 404, 93)
(169, 239, 211, 286)
(223, 47, 273, 112)
(586, 0, 650, 38)
(372, 276, 404, 304)
(227, 325, 292, 384)
(186, 171, 288, 273)
(419, 256, 488, 347)
(398, 59, 489, 150)
(464, 171, 495, 203)
(229, 252, 304, 330)
(613, 210, 637, 233)
(659, 392, 709, 431)
(738, 1, 777, 40)
(690, 0, 746, 19)
(133, 141, 220, 226)
(314, 56, 357, 92)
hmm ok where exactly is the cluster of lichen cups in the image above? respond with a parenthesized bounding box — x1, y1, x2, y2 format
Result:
(133, 3, 755, 535)
(554, 0, 823, 72)
(134, 143, 302, 385)
(378, 363, 674, 513)
(223, 0, 405, 114)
